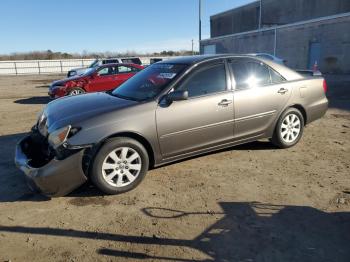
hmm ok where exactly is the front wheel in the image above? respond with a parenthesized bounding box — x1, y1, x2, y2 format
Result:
(90, 137, 149, 195)
(68, 87, 85, 96)
(271, 108, 304, 149)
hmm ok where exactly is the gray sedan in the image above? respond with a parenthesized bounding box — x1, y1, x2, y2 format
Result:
(15, 55, 328, 197)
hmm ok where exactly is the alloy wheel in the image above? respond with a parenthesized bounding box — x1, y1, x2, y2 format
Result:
(70, 89, 83, 95)
(280, 113, 301, 143)
(101, 147, 142, 187)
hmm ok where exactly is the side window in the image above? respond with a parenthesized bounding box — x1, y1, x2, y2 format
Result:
(230, 60, 271, 89)
(97, 67, 115, 76)
(103, 59, 118, 64)
(118, 65, 133, 74)
(177, 63, 227, 98)
(270, 68, 285, 84)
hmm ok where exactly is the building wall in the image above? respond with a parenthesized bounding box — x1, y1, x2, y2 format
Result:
(210, 0, 350, 37)
(201, 16, 350, 73)
(210, 1, 260, 37)
(263, 0, 350, 25)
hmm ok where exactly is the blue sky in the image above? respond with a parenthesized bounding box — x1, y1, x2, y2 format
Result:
(0, 0, 253, 54)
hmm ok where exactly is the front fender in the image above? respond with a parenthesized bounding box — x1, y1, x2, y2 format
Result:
(66, 102, 162, 164)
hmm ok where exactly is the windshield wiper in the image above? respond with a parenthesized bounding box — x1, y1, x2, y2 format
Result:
(108, 92, 140, 101)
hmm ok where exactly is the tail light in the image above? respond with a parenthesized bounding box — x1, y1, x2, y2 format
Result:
(323, 79, 328, 93)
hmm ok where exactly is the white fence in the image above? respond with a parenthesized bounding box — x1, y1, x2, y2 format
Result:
(0, 57, 163, 75)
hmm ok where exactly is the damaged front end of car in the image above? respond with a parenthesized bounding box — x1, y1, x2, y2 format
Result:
(14, 115, 91, 197)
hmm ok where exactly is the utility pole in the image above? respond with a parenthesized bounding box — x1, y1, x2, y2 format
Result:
(199, 0, 202, 51)
(192, 39, 194, 55)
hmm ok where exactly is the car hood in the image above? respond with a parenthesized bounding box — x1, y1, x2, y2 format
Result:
(44, 92, 138, 132)
(51, 75, 85, 87)
(69, 67, 89, 73)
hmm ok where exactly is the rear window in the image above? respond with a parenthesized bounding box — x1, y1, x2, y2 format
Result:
(103, 59, 119, 64)
(121, 58, 142, 65)
(150, 58, 163, 64)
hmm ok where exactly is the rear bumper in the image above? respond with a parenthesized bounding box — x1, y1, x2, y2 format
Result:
(306, 97, 329, 124)
(15, 135, 87, 197)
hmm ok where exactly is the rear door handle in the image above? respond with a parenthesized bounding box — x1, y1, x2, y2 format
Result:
(278, 88, 288, 94)
(218, 99, 233, 106)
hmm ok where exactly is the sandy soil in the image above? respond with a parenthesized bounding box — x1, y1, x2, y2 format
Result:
(0, 74, 349, 262)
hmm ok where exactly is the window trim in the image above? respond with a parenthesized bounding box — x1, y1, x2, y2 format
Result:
(173, 61, 230, 100)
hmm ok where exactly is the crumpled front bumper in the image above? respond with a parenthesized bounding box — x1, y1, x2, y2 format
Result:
(48, 86, 66, 99)
(15, 135, 88, 197)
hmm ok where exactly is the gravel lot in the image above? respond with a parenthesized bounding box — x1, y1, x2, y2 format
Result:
(0, 74, 349, 262)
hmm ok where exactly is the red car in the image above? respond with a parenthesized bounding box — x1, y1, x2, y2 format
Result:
(49, 63, 143, 98)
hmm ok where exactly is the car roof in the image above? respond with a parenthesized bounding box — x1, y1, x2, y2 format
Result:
(159, 54, 302, 81)
(158, 54, 269, 65)
(97, 63, 142, 68)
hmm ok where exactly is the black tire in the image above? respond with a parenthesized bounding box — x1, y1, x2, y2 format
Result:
(271, 108, 304, 149)
(68, 87, 85, 96)
(91, 137, 149, 195)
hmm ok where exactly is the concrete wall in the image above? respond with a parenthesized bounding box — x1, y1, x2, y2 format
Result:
(210, 1, 260, 37)
(201, 16, 350, 74)
(210, 0, 350, 37)
(263, 0, 350, 25)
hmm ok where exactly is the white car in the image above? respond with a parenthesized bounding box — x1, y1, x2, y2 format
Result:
(67, 57, 142, 77)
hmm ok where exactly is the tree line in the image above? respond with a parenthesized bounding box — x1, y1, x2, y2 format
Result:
(0, 50, 199, 61)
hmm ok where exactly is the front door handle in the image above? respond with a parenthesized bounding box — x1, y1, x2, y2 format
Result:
(218, 99, 233, 106)
(278, 88, 288, 94)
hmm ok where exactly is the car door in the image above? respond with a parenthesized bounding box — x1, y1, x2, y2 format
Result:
(88, 65, 116, 92)
(156, 61, 234, 159)
(229, 58, 291, 140)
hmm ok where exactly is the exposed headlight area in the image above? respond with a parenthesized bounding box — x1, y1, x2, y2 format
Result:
(37, 111, 48, 137)
(35, 110, 84, 160)
(48, 125, 71, 149)
(22, 123, 83, 168)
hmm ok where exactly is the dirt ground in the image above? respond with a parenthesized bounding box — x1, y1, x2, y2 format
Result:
(0, 74, 349, 262)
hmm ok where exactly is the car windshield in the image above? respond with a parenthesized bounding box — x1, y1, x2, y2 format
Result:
(111, 63, 187, 101)
(82, 68, 96, 76)
(89, 59, 99, 68)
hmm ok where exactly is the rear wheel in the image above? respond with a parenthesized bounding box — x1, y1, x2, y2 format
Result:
(91, 137, 149, 195)
(68, 87, 85, 96)
(271, 108, 304, 148)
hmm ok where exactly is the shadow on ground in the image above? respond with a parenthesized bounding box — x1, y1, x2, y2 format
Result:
(234, 140, 278, 150)
(35, 85, 50, 89)
(0, 133, 48, 202)
(14, 96, 51, 104)
(325, 75, 350, 111)
(0, 202, 349, 261)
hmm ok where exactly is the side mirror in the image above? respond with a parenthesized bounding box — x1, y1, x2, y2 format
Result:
(167, 90, 188, 102)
